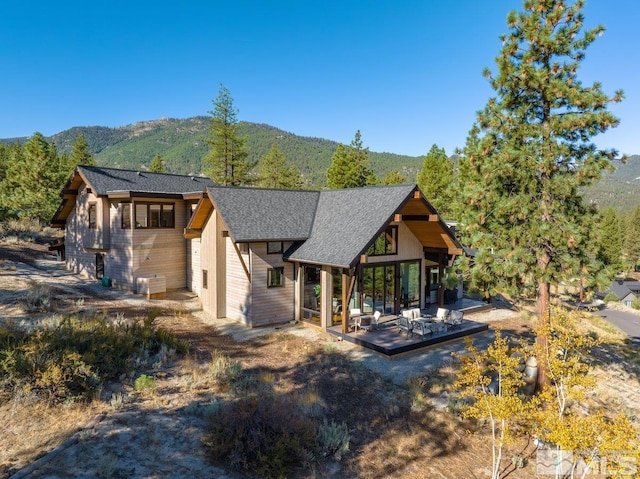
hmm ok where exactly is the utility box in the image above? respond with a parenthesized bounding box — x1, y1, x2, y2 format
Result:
(136, 275, 166, 300)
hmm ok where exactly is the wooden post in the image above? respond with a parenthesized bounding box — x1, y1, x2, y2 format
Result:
(438, 253, 445, 307)
(341, 270, 349, 334)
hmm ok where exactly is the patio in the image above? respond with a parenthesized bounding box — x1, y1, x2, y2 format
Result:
(327, 298, 491, 357)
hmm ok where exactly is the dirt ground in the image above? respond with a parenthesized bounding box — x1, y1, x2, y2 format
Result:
(1, 239, 639, 479)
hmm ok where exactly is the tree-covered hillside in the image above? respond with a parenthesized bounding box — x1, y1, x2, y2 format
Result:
(3, 118, 422, 187)
(2, 118, 637, 207)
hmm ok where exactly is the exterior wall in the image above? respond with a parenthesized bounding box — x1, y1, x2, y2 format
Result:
(130, 198, 188, 291)
(104, 201, 133, 289)
(187, 238, 202, 296)
(366, 222, 424, 264)
(225, 238, 251, 324)
(245, 242, 295, 327)
(64, 184, 106, 279)
(199, 210, 218, 316)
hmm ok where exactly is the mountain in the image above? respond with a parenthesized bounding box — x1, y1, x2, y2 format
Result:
(2, 118, 639, 210)
(4, 117, 422, 187)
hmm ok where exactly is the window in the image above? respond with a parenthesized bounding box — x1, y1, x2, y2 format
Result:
(121, 204, 131, 229)
(202, 270, 208, 289)
(267, 241, 283, 254)
(88, 203, 97, 229)
(268, 267, 284, 288)
(134, 203, 175, 228)
(238, 243, 249, 254)
(366, 225, 398, 256)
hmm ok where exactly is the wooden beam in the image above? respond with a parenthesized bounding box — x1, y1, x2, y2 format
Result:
(360, 254, 368, 264)
(394, 214, 402, 222)
(428, 214, 439, 222)
(184, 228, 202, 239)
(413, 191, 421, 199)
(341, 270, 349, 334)
(232, 241, 251, 283)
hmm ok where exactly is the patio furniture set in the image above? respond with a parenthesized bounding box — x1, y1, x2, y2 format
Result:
(397, 307, 464, 337)
(350, 307, 464, 336)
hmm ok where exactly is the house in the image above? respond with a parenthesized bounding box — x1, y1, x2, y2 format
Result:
(53, 166, 463, 332)
(600, 279, 640, 308)
(51, 166, 214, 293)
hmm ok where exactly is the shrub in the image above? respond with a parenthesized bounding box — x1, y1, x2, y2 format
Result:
(316, 418, 350, 460)
(603, 292, 619, 303)
(0, 313, 185, 404)
(134, 374, 156, 392)
(204, 394, 318, 478)
(632, 297, 640, 311)
(23, 282, 54, 312)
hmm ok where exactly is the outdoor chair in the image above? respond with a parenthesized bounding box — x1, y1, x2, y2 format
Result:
(445, 310, 464, 329)
(397, 314, 413, 337)
(356, 314, 372, 334)
(435, 307, 450, 321)
(349, 308, 361, 331)
(372, 310, 382, 330)
(411, 319, 433, 337)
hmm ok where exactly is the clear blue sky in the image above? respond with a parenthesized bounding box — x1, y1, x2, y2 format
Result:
(2, 1, 638, 156)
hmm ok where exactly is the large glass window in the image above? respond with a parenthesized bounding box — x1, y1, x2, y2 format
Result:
(135, 203, 175, 228)
(302, 265, 321, 324)
(399, 261, 420, 309)
(267, 242, 283, 254)
(366, 226, 398, 256)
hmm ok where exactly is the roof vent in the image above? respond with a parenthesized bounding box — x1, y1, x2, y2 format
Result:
(137, 171, 141, 176)
(191, 176, 196, 181)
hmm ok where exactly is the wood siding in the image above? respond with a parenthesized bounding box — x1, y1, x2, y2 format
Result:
(199, 210, 218, 315)
(366, 222, 424, 264)
(187, 238, 202, 296)
(224, 237, 250, 324)
(105, 201, 133, 288)
(131, 198, 188, 290)
(246, 242, 295, 327)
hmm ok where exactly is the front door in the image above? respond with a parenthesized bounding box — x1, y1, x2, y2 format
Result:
(95, 253, 104, 279)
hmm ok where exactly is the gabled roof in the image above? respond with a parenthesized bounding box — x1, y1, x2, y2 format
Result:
(186, 182, 463, 268)
(75, 166, 214, 196)
(203, 186, 320, 242)
(51, 166, 214, 226)
(285, 184, 419, 267)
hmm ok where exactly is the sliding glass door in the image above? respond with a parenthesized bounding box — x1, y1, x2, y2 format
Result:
(362, 261, 420, 315)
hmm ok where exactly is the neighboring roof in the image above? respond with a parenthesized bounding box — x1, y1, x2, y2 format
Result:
(77, 166, 214, 196)
(601, 281, 638, 300)
(286, 184, 422, 268)
(206, 186, 320, 242)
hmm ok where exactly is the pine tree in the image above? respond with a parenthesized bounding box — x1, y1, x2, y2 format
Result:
(381, 169, 406, 185)
(149, 153, 165, 173)
(326, 130, 375, 189)
(0, 133, 72, 222)
(623, 205, 640, 271)
(203, 84, 254, 186)
(416, 144, 455, 217)
(70, 133, 96, 166)
(597, 207, 623, 273)
(457, 0, 623, 386)
(257, 143, 303, 189)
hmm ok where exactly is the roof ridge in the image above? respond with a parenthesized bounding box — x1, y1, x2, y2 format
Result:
(79, 165, 209, 180)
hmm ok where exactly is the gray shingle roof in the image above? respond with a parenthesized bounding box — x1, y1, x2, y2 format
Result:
(285, 184, 418, 268)
(79, 166, 214, 196)
(206, 186, 320, 242)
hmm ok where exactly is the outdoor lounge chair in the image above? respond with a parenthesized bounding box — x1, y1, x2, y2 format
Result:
(356, 314, 372, 333)
(411, 319, 433, 337)
(372, 310, 382, 330)
(397, 313, 413, 337)
(445, 310, 464, 329)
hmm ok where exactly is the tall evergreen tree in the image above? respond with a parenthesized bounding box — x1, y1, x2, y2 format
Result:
(416, 144, 455, 217)
(623, 205, 640, 271)
(203, 84, 254, 186)
(457, 0, 623, 386)
(326, 130, 375, 189)
(257, 143, 303, 189)
(149, 153, 166, 173)
(381, 169, 407, 185)
(70, 133, 96, 166)
(0, 133, 72, 222)
(597, 207, 623, 273)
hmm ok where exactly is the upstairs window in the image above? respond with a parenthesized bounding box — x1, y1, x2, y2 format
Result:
(267, 241, 283, 254)
(366, 225, 398, 256)
(135, 203, 175, 228)
(88, 203, 97, 229)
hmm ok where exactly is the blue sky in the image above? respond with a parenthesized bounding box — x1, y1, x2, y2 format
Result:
(2, 1, 638, 156)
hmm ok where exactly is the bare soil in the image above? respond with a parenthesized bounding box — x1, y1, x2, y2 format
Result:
(1, 240, 639, 479)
